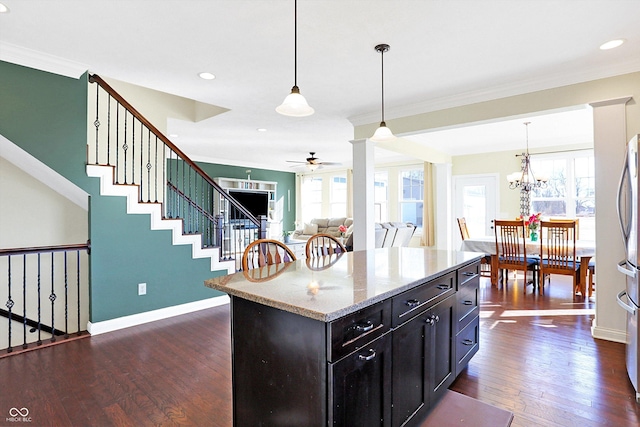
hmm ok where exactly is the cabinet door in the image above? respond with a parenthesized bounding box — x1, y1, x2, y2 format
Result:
(391, 295, 455, 427)
(429, 295, 455, 401)
(391, 309, 430, 427)
(329, 332, 392, 427)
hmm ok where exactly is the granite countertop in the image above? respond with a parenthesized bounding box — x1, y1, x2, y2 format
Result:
(204, 247, 482, 322)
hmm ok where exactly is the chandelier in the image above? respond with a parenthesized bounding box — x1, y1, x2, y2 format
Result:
(507, 122, 547, 191)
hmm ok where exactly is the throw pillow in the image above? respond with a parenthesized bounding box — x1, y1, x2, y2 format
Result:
(303, 223, 318, 235)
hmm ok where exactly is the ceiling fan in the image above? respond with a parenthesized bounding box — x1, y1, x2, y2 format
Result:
(286, 152, 341, 171)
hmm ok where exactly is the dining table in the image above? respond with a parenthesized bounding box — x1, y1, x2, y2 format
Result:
(460, 236, 595, 296)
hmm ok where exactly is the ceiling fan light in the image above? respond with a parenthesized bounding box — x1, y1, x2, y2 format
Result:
(276, 86, 315, 117)
(307, 163, 320, 171)
(370, 122, 396, 142)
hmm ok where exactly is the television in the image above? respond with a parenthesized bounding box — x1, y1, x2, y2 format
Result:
(228, 190, 269, 219)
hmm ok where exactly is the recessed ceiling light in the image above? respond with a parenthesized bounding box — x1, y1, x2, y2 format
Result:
(600, 39, 625, 50)
(257, 128, 267, 132)
(198, 72, 216, 80)
(169, 134, 179, 138)
(0, 3, 10, 13)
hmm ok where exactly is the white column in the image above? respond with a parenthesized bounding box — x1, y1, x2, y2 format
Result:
(590, 96, 632, 342)
(434, 163, 452, 251)
(350, 138, 375, 251)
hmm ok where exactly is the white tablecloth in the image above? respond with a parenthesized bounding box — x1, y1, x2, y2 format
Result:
(461, 236, 595, 258)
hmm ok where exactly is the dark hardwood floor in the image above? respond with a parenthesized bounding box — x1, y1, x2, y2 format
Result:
(0, 274, 638, 426)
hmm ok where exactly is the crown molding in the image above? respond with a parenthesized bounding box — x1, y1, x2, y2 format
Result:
(0, 42, 88, 79)
(349, 59, 640, 127)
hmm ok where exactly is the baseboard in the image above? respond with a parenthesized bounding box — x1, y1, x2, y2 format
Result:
(87, 295, 230, 336)
(591, 318, 627, 343)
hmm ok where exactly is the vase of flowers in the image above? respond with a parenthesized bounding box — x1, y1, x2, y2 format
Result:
(338, 224, 348, 244)
(527, 213, 541, 241)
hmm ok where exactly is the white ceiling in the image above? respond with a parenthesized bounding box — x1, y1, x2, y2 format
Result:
(1, 0, 639, 172)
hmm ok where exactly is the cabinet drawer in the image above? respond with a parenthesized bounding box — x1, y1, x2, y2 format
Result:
(328, 299, 392, 362)
(392, 271, 455, 327)
(457, 261, 480, 289)
(455, 316, 479, 376)
(456, 278, 479, 332)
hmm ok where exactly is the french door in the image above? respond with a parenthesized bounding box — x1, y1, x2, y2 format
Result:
(453, 175, 498, 244)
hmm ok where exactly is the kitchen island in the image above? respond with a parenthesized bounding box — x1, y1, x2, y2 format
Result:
(205, 247, 482, 427)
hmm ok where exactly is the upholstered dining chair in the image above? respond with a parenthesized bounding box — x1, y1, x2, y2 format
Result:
(458, 217, 491, 278)
(242, 239, 296, 271)
(539, 220, 579, 296)
(305, 233, 346, 258)
(494, 219, 539, 292)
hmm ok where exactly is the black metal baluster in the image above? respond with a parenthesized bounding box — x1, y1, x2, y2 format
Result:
(123, 109, 128, 184)
(188, 166, 193, 233)
(22, 254, 27, 349)
(50, 252, 56, 343)
(76, 250, 81, 335)
(64, 251, 69, 339)
(132, 116, 136, 186)
(155, 137, 164, 203)
(94, 83, 100, 164)
(115, 103, 119, 183)
(37, 253, 42, 345)
(146, 128, 151, 203)
(106, 94, 112, 166)
(6, 255, 13, 353)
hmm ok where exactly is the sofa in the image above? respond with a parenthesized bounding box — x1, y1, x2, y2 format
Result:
(292, 217, 353, 241)
(293, 217, 416, 250)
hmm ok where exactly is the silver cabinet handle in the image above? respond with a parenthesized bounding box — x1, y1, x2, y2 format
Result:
(358, 349, 376, 361)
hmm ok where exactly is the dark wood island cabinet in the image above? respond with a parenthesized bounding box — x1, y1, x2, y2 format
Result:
(205, 247, 481, 427)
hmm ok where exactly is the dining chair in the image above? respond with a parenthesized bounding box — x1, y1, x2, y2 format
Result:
(588, 258, 596, 298)
(549, 217, 580, 240)
(539, 220, 579, 296)
(494, 219, 539, 292)
(458, 217, 491, 278)
(242, 239, 297, 271)
(457, 217, 471, 240)
(305, 233, 346, 258)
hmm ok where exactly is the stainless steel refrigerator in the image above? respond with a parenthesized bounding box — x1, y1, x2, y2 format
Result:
(616, 134, 640, 403)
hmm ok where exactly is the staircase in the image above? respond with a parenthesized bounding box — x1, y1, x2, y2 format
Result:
(87, 74, 267, 273)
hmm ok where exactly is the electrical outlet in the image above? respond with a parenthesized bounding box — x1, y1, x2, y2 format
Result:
(138, 282, 147, 296)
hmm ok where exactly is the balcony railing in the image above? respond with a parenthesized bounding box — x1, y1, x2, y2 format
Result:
(0, 243, 90, 356)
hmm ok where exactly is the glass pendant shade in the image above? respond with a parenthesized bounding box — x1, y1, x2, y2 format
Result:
(370, 121, 396, 142)
(276, 86, 314, 117)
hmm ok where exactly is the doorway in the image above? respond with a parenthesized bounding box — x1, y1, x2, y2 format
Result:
(453, 174, 499, 247)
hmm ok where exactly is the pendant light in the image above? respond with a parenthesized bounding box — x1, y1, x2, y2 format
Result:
(370, 43, 396, 142)
(276, 0, 314, 117)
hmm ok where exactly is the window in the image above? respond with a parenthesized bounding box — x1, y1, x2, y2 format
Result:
(301, 176, 323, 222)
(374, 172, 388, 222)
(330, 175, 347, 217)
(400, 169, 423, 230)
(530, 150, 595, 240)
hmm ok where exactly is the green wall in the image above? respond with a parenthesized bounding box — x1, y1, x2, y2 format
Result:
(0, 60, 295, 323)
(0, 61, 88, 188)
